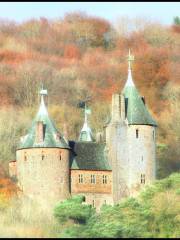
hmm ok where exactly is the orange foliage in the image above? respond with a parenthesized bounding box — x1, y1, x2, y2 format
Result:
(0, 13, 179, 180)
(0, 177, 18, 199)
(171, 25, 180, 34)
(98, 77, 119, 101)
(0, 15, 177, 117)
(64, 44, 81, 59)
(0, 50, 31, 66)
(0, 165, 18, 200)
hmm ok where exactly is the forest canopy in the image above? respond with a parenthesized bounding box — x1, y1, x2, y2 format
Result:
(0, 13, 179, 178)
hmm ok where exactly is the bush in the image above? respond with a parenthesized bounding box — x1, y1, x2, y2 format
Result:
(54, 195, 95, 224)
(54, 173, 180, 238)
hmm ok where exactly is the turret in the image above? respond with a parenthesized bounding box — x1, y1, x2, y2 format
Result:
(106, 50, 157, 203)
(16, 88, 71, 205)
(122, 50, 157, 195)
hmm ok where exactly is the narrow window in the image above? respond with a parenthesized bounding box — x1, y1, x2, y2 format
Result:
(78, 174, 83, 183)
(92, 200, 95, 207)
(91, 174, 96, 184)
(24, 152, 27, 161)
(102, 175, 107, 184)
(125, 98, 128, 118)
(153, 130, 155, 140)
(141, 174, 145, 184)
(141, 97, 145, 105)
(136, 129, 139, 138)
(141, 156, 143, 162)
(104, 200, 107, 205)
(42, 151, 45, 160)
(59, 151, 62, 161)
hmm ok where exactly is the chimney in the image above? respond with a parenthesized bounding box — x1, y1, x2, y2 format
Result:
(36, 121, 44, 143)
(120, 94, 125, 120)
(111, 94, 120, 122)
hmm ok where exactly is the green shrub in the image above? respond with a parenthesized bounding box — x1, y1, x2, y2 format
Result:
(54, 195, 95, 224)
(54, 173, 180, 238)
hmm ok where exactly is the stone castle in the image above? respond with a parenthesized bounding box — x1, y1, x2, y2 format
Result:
(9, 52, 157, 210)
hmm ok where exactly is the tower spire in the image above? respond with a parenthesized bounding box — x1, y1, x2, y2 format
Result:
(38, 87, 48, 116)
(125, 49, 135, 87)
(79, 103, 94, 142)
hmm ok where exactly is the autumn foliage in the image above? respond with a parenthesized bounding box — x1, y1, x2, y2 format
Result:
(0, 12, 179, 179)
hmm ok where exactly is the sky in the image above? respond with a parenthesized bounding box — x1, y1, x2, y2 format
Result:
(0, 2, 179, 26)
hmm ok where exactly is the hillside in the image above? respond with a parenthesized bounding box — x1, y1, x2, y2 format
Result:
(54, 173, 180, 238)
(0, 13, 179, 177)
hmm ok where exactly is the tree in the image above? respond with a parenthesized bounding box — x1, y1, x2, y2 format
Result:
(173, 16, 180, 26)
(54, 173, 180, 238)
(54, 195, 95, 224)
(172, 16, 180, 33)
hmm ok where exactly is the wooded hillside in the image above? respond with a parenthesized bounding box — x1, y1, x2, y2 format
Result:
(0, 13, 179, 178)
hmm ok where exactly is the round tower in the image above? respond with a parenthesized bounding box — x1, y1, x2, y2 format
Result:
(16, 89, 70, 205)
(106, 50, 157, 203)
(122, 50, 157, 196)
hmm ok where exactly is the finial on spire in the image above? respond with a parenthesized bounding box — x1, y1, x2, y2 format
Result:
(124, 49, 135, 87)
(79, 103, 93, 142)
(40, 89, 48, 96)
(127, 49, 134, 70)
(38, 86, 48, 116)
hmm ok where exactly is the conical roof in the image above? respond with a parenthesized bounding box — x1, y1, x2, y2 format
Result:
(18, 90, 70, 150)
(79, 121, 94, 142)
(122, 52, 157, 127)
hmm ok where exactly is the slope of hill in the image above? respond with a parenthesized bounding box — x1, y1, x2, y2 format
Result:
(0, 13, 179, 180)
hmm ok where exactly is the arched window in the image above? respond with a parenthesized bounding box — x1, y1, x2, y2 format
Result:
(136, 129, 139, 138)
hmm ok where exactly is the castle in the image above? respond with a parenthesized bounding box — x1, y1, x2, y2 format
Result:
(9, 52, 157, 210)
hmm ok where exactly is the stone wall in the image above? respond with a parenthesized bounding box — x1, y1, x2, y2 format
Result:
(106, 121, 129, 204)
(71, 169, 112, 194)
(72, 192, 113, 212)
(71, 169, 113, 210)
(127, 125, 156, 195)
(16, 147, 70, 203)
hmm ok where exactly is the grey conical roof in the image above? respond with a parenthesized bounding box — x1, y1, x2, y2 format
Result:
(122, 66, 157, 127)
(18, 90, 70, 150)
